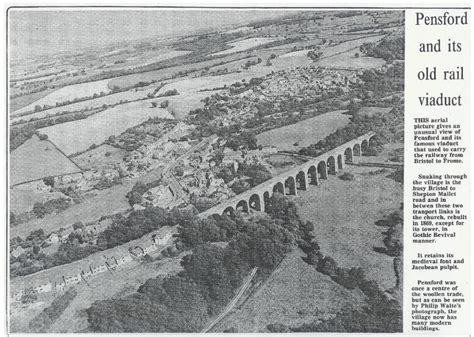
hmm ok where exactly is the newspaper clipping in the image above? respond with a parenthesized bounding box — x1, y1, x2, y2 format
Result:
(3, 4, 471, 336)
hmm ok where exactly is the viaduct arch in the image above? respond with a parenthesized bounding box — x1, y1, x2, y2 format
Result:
(198, 132, 376, 218)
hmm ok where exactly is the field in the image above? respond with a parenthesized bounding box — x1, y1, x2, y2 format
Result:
(11, 166, 164, 239)
(9, 88, 57, 113)
(12, 79, 112, 115)
(268, 52, 313, 70)
(317, 51, 385, 69)
(107, 54, 250, 89)
(157, 72, 264, 95)
(10, 180, 132, 239)
(10, 135, 82, 186)
(318, 34, 386, 60)
(10, 187, 67, 214)
(72, 144, 128, 170)
(41, 101, 174, 155)
(215, 250, 367, 332)
(103, 49, 191, 71)
(152, 91, 216, 119)
(358, 106, 393, 117)
(295, 163, 402, 290)
(210, 37, 280, 56)
(256, 110, 351, 151)
(11, 85, 158, 123)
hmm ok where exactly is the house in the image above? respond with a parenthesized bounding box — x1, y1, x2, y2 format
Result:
(133, 204, 146, 211)
(11, 246, 25, 258)
(143, 243, 158, 255)
(105, 256, 119, 270)
(12, 290, 24, 302)
(63, 273, 81, 286)
(90, 264, 107, 276)
(55, 282, 66, 293)
(44, 233, 60, 245)
(116, 254, 133, 266)
(152, 226, 177, 246)
(129, 246, 145, 258)
(34, 282, 52, 294)
(81, 270, 93, 280)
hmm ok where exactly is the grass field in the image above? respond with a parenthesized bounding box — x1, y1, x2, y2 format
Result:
(256, 110, 351, 151)
(11, 85, 157, 123)
(10, 135, 82, 186)
(9, 88, 57, 113)
(317, 50, 385, 69)
(107, 54, 249, 89)
(152, 91, 217, 119)
(104, 50, 191, 72)
(72, 144, 128, 170)
(295, 163, 402, 290)
(318, 34, 386, 60)
(10, 180, 132, 239)
(11, 166, 164, 239)
(358, 106, 393, 117)
(12, 79, 112, 115)
(156, 72, 256, 95)
(10, 187, 67, 214)
(41, 101, 174, 155)
(215, 250, 367, 332)
(210, 37, 280, 56)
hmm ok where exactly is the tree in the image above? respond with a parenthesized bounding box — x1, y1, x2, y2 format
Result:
(43, 176, 55, 187)
(160, 100, 169, 108)
(151, 102, 157, 108)
(181, 244, 234, 311)
(33, 202, 47, 218)
(354, 52, 360, 58)
(10, 212, 18, 226)
(26, 229, 45, 242)
(126, 192, 142, 206)
(72, 221, 84, 230)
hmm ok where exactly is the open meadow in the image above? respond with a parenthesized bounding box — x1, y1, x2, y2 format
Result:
(41, 101, 174, 155)
(210, 37, 280, 56)
(256, 110, 351, 151)
(10, 135, 82, 186)
(296, 163, 402, 290)
(12, 79, 112, 115)
(215, 250, 367, 332)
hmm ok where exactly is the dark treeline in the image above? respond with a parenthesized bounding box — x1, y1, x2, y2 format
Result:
(86, 193, 306, 332)
(360, 36, 405, 63)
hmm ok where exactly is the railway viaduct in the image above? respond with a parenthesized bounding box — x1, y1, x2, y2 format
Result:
(198, 132, 376, 218)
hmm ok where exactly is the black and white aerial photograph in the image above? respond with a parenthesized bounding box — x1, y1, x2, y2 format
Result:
(8, 8, 404, 333)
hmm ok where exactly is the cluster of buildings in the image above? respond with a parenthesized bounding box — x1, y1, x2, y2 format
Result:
(261, 66, 358, 99)
(11, 226, 177, 302)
